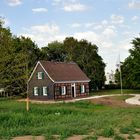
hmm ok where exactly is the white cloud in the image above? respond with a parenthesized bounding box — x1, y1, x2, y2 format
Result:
(128, 1, 140, 9)
(94, 25, 103, 30)
(32, 8, 48, 13)
(20, 23, 66, 46)
(102, 27, 117, 39)
(85, 22, 95, 28)
(74, 31, 99, 43)
(30, 24, 59, 34)
(131, 15, 139, 21)
(52, 0, 87, 12)
(102, 20, 108, 25)
(0, 15, 10, 26)
(63, 3, 87, 12)
(111, 14, 124, 24)
(7, 0, 22, 6)
(70, 23, 81, 28)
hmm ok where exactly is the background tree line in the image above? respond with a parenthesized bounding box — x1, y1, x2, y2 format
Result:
(0, 19, 105, 96)
(115, 36, 140, 89)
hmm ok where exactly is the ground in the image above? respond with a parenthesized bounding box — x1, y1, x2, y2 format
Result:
(1, 89, 140, 140)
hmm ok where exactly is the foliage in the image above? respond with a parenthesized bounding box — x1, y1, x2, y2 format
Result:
(0, 20, 40, 95)
(115, 36, 140, 89)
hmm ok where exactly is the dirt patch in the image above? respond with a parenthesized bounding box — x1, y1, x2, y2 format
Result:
(97, 137, 112, 140)
(89, 96, 136, 107)
(12, 136, 45, 140)
(66, 135, 87, 140)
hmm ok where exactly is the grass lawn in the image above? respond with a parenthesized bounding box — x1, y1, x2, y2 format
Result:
(0, 90, 140, 140)
(90, 89, 140, 96)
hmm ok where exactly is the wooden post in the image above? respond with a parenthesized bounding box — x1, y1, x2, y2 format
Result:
(26, 96, 29, 111)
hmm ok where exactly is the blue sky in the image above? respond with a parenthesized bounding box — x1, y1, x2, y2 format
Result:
(0, 0, 140, 73)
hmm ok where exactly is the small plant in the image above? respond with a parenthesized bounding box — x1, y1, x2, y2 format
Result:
(101, 127, 114, 137)
(127, 134, 135, 139)
(83, 135, 98, 140)
(114, 135, 125, 140)
(120, 126, 136, 134)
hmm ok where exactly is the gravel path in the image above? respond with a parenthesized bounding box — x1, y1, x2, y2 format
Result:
(19, 94, 140, 105)
(125, 94, 140, 105)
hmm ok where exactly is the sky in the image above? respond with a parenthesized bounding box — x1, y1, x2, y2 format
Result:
(0, 0, 140, 74)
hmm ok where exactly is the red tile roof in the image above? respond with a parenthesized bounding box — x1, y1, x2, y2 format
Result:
(40, 60, 90, 82)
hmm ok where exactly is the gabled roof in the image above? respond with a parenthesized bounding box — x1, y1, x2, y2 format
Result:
(28, 60, 90, 83)
(40, 60, 90, 82)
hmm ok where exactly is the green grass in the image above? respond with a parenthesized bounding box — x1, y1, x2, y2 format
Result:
(112, 95, 134, 101)
(90, 89, 140, 96)
(0, 89, 140, 139)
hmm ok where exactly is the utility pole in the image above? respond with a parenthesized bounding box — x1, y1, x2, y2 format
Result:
(26, 53, 29, 111)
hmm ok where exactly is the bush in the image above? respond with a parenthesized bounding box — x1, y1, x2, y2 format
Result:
(101, 127, 114, 137)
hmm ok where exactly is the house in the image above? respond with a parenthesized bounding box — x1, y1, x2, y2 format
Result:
(28, 60, 90, 100)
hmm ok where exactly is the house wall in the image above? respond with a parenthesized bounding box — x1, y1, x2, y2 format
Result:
(28, 63, 54, 100)
(54, 82, 89, 100)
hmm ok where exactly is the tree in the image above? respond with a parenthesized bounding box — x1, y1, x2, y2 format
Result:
(0, 21, 41, 95)
(41, 41, 66, 61)
(115, 36, 140, 89)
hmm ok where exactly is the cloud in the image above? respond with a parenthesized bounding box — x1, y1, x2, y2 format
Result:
(128, 1, 140, 9)
(7, 0, 22, 6)
(63, 3, 87, 12)
(111, 14, 124, 24)
(20, 23, 66, 46)
(32, 8, 48, 13)
(0, 15, 10, 26)
(70, 23, 81, 28)
(102, 27, 117, 39)
(131, 15, 139, 21)
(52, 0, 62, 6)
(30, 24, 59, 34)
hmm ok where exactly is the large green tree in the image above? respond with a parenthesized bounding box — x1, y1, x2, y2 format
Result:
(0, 20, 40, 95)
(115, 36, 140, 89)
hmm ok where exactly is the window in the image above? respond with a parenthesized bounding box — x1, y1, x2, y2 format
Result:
(81, 85, 85, 93)
(61, 86, 66, 95)
(34, 87, 38, 96)
(37, 72, 44, 79)
(43, 87, 48, 96)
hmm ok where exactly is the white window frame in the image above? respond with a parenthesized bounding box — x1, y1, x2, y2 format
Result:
(34, 87, 38, 96)
(43, 86, 48, 96)
(38, 72, 43, 79)
(81, 85, 85, 93)
(61, 86, 66, 95)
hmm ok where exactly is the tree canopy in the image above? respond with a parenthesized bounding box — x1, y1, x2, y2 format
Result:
(115, 36, 140, 89)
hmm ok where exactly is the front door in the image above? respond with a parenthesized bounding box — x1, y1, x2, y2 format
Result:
(72, 87, 74, 97)
(71, 83, 76, 97)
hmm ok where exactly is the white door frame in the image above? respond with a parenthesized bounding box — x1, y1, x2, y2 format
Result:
(71, 83, 76, 97)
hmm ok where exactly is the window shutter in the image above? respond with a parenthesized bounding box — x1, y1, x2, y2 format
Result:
(65, 86, 67, 94)
(80, 85, 82, 93)
(47, 87, 49, 94)
(40, 87, 43, 95)
(36, 73, 38, 79)
(59, 87, 61, 94)
(42, 72, 44, 79)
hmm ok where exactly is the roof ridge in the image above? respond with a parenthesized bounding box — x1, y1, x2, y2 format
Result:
(40, 60, 76, 65)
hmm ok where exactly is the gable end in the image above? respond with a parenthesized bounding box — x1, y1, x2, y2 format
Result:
(28, 61, 54, 82)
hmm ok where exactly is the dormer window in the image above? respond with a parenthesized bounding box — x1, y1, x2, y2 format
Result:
(37, 72, 44, 79)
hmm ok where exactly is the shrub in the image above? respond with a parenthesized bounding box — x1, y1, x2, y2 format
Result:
(101, 127, 114, 137)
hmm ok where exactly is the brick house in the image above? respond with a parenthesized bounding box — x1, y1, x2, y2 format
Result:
(28, 60, 90, 100)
